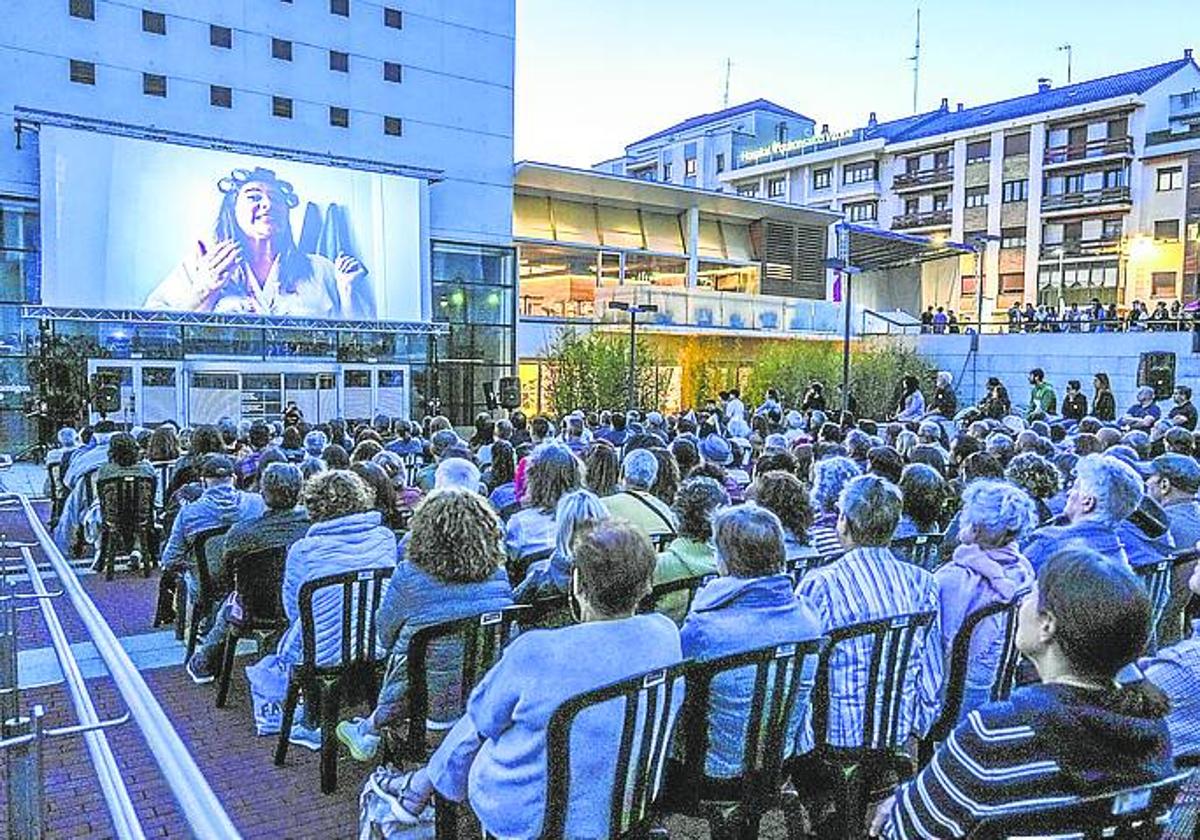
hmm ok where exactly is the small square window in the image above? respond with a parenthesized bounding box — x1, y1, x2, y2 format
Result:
(330, 106, 349, 128)
(210, 85, 232, 108)
(69, 0, 95, 20)
(210, 25, 232, 48)
(272, 96, 293, 119)
(69, 59, 95, 85)
(1152, 271, 1178, 297)
(1157, 167, 1184, 191)
(272, 38, 292, 61)
(142, 9, 166, 34)
(383, 61, 402, 83)
(768, 177, 786, 198)
(1154, 219, 1181, 242)
(142, 72, 166, 97)
(384, 116, 402, 136)
(330, 50, 349, 72)
(383, 7, 402, 28)
(685, 158, 698, 178)
(330, 0, 349, 15)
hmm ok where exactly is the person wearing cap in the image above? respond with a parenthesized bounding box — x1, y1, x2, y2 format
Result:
(1143, 453, 1200, 645)
(699, 433, 745, 501)
(602, 449, 677, 542)
(1168, 385, 1198, 431)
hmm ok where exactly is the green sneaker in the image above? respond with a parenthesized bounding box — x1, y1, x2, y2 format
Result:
(336, 717, 380, 762)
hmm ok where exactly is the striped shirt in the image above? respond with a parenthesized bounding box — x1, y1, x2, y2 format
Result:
(807, 512, 844, 558)
(883, 683, 1174, 839)
(796, 546, 943, 749)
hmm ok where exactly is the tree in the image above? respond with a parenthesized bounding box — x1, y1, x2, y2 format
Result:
(542, 327, 662, 416)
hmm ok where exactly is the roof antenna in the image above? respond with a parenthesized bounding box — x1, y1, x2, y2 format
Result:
(1058, 43, 1072, 84)
(908, 2, 921, 113)
(723, 58, 732, 107)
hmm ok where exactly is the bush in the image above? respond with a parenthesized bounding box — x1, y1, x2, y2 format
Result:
(542, 327, 667, 417)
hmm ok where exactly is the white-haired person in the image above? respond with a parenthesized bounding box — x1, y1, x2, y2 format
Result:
(1021, 453, 1144, 572)
(601, 448, 677, 542)
(807, 455, 861, 556)
(934, 480, 1037, 721)
(929, 370, 957, 418)
(513, 489, 609, 603)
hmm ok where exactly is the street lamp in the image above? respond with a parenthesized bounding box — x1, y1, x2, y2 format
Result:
(969, 233, 1003, 404)
(608, 301, 658, 411)
(825, 256, 862, 416)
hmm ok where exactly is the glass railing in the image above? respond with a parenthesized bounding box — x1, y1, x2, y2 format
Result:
(591, 285, 856, 335)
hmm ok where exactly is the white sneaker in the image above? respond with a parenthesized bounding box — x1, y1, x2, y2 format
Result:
(288, 720, 322, 751)
(336, 717, 380, 762)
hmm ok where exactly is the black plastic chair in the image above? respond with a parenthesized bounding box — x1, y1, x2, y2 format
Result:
(400, 605, 530, 760)
(919, 596, 1025, 765)
(150, 460, 175, 509)
(433, 662, 689, 840)
(668, 639, 828, 839)
(398, 453, 423, 488)
(1136, 552, 1196, 653)
(214, 545, 290, 708)
(96, 474, 159, 581)
(963, 769, 1191, 839)
(786, 551, 843, 586)
(638, 573, 714, 624)
(273, 566, 394, 794)
(46, 460, 66, 526)
(890, 533, 945, 571)
(810, 610, 939, 840)
(183, 525, 232, 665)
(508, 546, 553, 590)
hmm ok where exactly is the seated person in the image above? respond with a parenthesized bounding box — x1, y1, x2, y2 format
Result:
(933, 480, 1036, 721)
(504, 442, 583, 563)
(1140, 554, 1200, 760)
(796, 475, 943, 749)
(337, 488, 513, 762)
(513, 489, 609, 603)
(1119, 386, 1161, 432)
(1142, 454, 1200, 646)
(893, 463, 947, 539)
(185, 463, 310, 684)
(748, 470, 819, 565)
(383, 520, 684, 836)
(871, 547, 1175, 838)
(53, 422, 119, 556)
(677, 504, 822, 781)
(601, 448, 678, 542)
(806, 456, 861, 557)
(653, 477, 729, 623)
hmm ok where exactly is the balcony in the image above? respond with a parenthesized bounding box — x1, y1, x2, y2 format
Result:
(1043, 136, 1133, 166)
(892, 166, 954, 191)
(891, 209, 952, 231)
(1038, 238, 1122, 260)
(589, 285, 852, 335)
(1041, 186, 1131, 213)
(1170, 90, 1200, 120)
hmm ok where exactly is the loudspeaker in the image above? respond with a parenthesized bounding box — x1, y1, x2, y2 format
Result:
(498, 376, 521, 409)
(482, 381, 499, 411)
(94, 385, 120, 414)
(1137, 351, 1176, 401)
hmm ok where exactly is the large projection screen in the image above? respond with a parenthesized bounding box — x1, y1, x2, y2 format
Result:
(39, 126, 424, 322)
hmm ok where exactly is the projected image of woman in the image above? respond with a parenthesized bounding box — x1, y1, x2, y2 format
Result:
(143, 167, 375, 318)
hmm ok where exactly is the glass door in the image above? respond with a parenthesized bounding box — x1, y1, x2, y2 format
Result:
(283, 372, 338, 425)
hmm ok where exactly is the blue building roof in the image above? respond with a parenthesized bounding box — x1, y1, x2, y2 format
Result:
(889, 56, 1195, 143)
(627, 98, 812, 149)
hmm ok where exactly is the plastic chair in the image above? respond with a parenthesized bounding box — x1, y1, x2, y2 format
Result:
(214, 545, 290, 708)
(919, 596, 1025, 765)
(273, 566, 394, 794)
(668, 639, 828, 839)
(398, 453, 423, 488)
(46, 461, 66, 526)
(890, 533, 945, 571)
(786, 551, 844, 586)
(963, 769, 1191, 839)
(639, 573, 714, 624)
(810, 610, 939, 840)
(651, 532, 677, 553)
(95, 474, 159, 581)
(508, 546, 553, 590)
(183, 525, 232, 665)
(400, 605, 531, 760)
(1136, 552, 1195, 653)
(150, 460, 175, 509)
(433, 662, 689, 840)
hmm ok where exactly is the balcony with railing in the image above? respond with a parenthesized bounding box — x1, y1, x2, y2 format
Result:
(1043, 136, 1134, 166)
(1038, 237, 1122, 260)
(1170, 90, 1200, 120)
(892, 166, 954, 191)
(1041, 185, 1131, 212)
(891, 209, 953, 230)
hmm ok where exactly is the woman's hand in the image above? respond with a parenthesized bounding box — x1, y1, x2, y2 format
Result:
(194, 239, 241, 298)
(868, 793, 896, 837)
(334, 254, 367, 294)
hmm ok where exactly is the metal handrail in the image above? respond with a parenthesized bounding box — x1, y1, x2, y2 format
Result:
(4, 493, 242, 839)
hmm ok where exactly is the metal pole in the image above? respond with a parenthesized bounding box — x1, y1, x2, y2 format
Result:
(973, 243, 984, 402)
(6, 704, 45, 840)
(0, 575, 16, 732)
(841, 270, 852, 416)
(628, 311, 637, 412)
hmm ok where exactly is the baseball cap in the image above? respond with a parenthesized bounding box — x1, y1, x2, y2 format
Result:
(1144, 453, 1200, 493)
(199, 454, 235, 479)
(699, 433, 733, 466)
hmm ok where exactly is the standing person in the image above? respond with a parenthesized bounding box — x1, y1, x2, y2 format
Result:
(920, 306, 934, 334)
(1093, 372, 1117, 422)
(1168, 385, 1198, 431)
(724, 388, 746, 426)
(1026, 368, 1056, 418)
(894, 375, 926, 422)
(1061, 379, 1088, 422)
(931, 307, 948, 334)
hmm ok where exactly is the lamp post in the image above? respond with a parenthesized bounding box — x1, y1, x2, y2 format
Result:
(825, 255, 862, 417)
(970, 233, 1003, 404)
(608, 301, 658, 411)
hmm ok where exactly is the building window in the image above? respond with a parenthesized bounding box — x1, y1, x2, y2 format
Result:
(933, 150, 951, 170)
(685, 158, 697, 178)
(905, 156, 921, 174)
(69, 0, 94, 20)
(272, 38, 292, 60)
(1102, 218, 1123, 240)
(736, 183, 759, 198)
(328, 51, 350, 72)
(663, 162, 672, 181)
(903, 197, 919, 215)
(1155, 219, 1181, 241)
(961, 275, 977, 295)
(932, 192, 949, 211)
(1157, 167, 1184, 191)
(1003, 133, 1030, 157)
(768, 177, 786, 198)
(142, 9, 166, 34)
(69, 59, 95, 84)
(1107, 117, 1129, 139)
(1002, 179, 1028, 203)
(210, 24, 232, 48)
(813, 168, 831, 189)
(843, 160, 878, 184)
(1103, 168, 1125, 189)
(210, 85, 232, 108)
(1152, 271, 1178, 297)
(272, 96, 293, 119)
(384, 61, 402, 82)
(1000, 228, 1026, 249)
(384, 6, 402, 28)
(330, 0, 349, 15)
(964, 186, 989, 208)
(1000, 273, 1025, 294)
(329, 106, 349, 128)
(1063, 172, 1085, 193)
(966, 139, 990, 164)
(384, 116, 403, 136)
(846, 201, 878, 222)
(715, 154, 725, 174)
(142, 72, 166, 97)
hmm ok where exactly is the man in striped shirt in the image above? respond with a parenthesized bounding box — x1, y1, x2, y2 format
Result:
(797, 474, 944, 750)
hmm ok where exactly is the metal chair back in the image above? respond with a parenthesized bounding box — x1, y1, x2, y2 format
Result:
(890, 533, 945, 571)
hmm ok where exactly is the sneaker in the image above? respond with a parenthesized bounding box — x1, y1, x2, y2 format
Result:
(185, 654, 215, 685)
(336, 717, 380, 762)
(128, 550, 142, 571)
(289, 720, 322, 751)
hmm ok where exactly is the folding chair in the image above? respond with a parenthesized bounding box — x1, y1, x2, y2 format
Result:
(890, 533, 945, 571)
(95, 474, 159, 581)
(214, 545, 290, 708)
(183, 525, 232, 665)
(273, 566, 394, 793)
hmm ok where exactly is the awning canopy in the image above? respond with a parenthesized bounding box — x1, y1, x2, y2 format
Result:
(839, 223, 974, 271)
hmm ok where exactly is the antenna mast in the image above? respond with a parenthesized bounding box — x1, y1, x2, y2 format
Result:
(909, 4, 921, 113)
(1058, 43, 1072, 84)
(723, 58, 732, 107)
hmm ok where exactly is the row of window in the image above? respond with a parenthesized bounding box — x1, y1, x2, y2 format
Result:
(70, 0, 402, 28)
